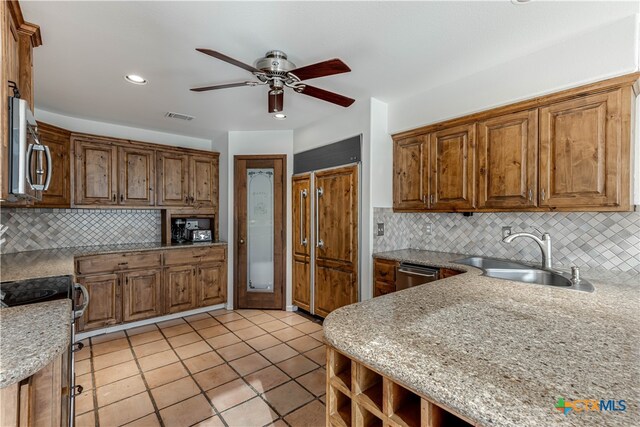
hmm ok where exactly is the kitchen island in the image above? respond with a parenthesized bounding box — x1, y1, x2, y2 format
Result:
(323, 250, 639, 427)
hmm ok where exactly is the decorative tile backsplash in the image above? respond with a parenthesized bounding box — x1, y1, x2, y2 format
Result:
(373, 208, 640, 273)
(0, 208, 161, 253)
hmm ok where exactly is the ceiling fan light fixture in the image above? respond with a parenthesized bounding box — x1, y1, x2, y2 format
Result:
(273, 113, 286, 120)
(125, 74, 147, 85)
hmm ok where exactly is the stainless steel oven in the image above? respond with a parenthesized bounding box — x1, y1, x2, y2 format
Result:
(7, 96, 52, 201)
(396, 263, 439, 291)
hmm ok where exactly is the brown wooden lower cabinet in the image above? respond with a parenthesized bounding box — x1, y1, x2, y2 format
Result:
(76, 273, 121, 331)
(0, 351, 69, 427)
(122, 268, 163, 322)
(327, 346, 473, 427)
(75, 246, 228, 332)
(165, 265, 197, 314)
(197, 262, 226, 307)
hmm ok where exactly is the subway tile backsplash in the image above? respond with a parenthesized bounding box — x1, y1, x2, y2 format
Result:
(0, 208, 161, 253)
(373, 208, 640, 273)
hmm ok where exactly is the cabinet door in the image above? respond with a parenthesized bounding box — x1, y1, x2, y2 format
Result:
(118, 146, 155, 206)
(539, 89, 625, 208)
(35, 122, 71, 207)
(165, 265, 196, 313)
(429, 123, 476, 210)
(314, 165, 358, 317)
(189, 155, 218, 209)
(477, 109, 538, 209)
(197, 262, 226, 307)
(122, 268, 162, 322)
(76, 273, 121, 331)
(157, 151, 189, 206)
(393, 135, 428, 210)
(74, 138, 118, 205)
(292, 174, 311, 311)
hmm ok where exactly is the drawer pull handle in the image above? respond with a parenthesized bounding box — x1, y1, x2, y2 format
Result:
(72, 342, 85, 353)
(72, 385, 84, 397)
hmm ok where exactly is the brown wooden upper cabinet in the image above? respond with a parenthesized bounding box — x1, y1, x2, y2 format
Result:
(119, 145, 155, 206)
(477, 109, 538, 209)
(74, 137, 119, 205)
(157, 151, 189, 206)
(539, 88, 628, 209)
(75, 136, 155, 207)
(190, 155, 218, 209)
(393, 135, 429, 209)
(392, 74, 637, 212)
(157, 151, 218, 208)
(34, 122, 71, 207)
(429, 123, 476, 211)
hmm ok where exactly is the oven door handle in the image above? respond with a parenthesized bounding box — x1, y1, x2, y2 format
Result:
(73, 283, 89, 319)
(397, 268, 438, 278)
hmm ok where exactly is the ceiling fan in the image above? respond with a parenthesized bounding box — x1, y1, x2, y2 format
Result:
(191, 49, 355, 113)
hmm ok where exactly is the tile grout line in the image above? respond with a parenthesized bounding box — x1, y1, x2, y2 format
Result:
(77, 309, 326, 427)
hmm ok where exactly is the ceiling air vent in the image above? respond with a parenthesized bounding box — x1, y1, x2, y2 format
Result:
(165, 112, 195, 121)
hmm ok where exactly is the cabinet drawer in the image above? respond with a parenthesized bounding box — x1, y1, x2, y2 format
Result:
(374, 259, 397, 282)
(164, 246, 225, 266)
(374, 281, 396, 297)
(76, 251, 162, 275)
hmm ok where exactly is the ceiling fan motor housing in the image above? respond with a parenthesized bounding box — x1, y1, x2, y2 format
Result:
(255, 50, 297, 75)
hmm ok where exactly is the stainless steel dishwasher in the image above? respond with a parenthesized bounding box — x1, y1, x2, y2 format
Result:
(395, 263, 439, 290)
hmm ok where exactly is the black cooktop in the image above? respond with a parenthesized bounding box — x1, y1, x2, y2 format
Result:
(0, 275, 73, 308)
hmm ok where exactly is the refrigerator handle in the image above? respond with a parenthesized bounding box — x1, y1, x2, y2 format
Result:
(316, 187, 324, 248)
(300, 189, 308, 246)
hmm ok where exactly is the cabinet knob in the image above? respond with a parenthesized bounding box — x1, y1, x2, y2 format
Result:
(112, 194, 116, 202)
(120, 194, 124, 202)
(239, 237, 245, 244)
(528, 188, 533, 202)
(541, 189, 546, 201)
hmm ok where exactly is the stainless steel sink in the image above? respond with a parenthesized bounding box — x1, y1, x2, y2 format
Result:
(483, 268, 572, 286)
(455, 256, 529, 270)
(454, 256, 594, 292)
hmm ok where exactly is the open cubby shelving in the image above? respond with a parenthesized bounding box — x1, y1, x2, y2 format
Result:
(327, 347, 476, 427)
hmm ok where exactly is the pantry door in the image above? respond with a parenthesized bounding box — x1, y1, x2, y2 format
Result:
(234, 155, 286, 309)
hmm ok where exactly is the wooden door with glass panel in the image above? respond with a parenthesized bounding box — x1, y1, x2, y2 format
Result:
(234, 155, 286, 310)
(314, 164, 358, 317)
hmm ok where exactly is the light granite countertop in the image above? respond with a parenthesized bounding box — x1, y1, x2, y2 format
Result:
(0, 300, 72, 388)
(323, 249, 640, 427)
(0, 241, 228, 282)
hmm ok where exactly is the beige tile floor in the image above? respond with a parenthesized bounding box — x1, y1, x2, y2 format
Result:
(74, 309, 327, 427)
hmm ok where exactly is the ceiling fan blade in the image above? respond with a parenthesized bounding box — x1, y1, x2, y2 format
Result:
(289, 58, 351, 81)
(190, 82, 254, 92)
(269, 91, 284, 113)
(298, 85, 355, 107)
(195, 48, 261, 73)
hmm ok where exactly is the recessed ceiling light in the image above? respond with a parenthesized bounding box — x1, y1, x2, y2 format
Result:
(273, 113, 287, 120)
(124, 74, 147, 85)
(511, 0, 532, 4)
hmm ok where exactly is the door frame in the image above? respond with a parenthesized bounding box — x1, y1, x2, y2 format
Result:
(233, 154, 287, 310)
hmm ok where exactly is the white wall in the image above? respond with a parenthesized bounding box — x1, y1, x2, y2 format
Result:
(35, 108, 212, 150)
(211, 133, 229, 240)
(225, 130, 295, 310)
(389, 14, 640, 135)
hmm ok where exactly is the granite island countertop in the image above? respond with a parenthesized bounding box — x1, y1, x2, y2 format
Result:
(0, 300, 72, 388)
(0, 241, 228, 282)
(323, 249, 640, 427)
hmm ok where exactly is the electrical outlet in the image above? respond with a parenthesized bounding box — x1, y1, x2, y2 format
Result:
(377, 223, 384, 236)
(502, 226, 512, 239)
(425, 223, 432, 235)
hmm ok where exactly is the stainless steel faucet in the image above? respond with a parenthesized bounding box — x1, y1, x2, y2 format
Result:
(502, 231, 553, 270)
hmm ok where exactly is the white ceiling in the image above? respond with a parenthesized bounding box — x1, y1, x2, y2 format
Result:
(22, 1, 639, 140)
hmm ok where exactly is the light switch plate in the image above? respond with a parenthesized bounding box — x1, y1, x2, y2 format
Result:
(425, 223, 432, 235)
(377, 223, 384, 236)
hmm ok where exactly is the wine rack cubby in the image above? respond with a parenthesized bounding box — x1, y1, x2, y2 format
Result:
(327, 346, 475, 427)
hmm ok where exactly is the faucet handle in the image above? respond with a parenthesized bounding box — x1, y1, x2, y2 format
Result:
(571, 266, 581, 284)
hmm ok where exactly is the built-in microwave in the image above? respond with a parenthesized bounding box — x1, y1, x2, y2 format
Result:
(7, 96, 51, 201)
